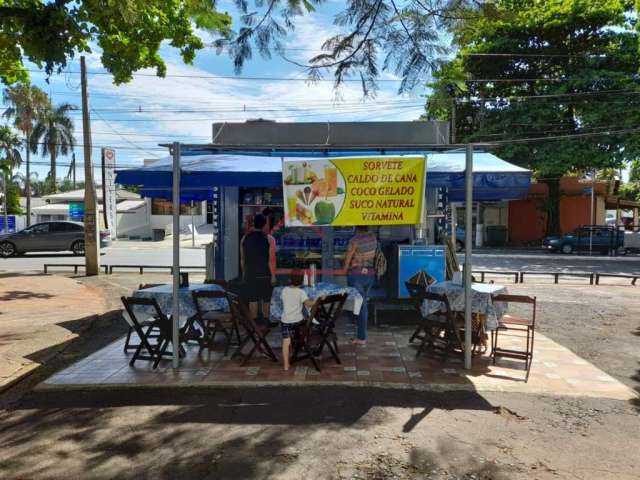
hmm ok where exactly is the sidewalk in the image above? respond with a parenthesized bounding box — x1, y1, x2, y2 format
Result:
(0, 274, 110, 391)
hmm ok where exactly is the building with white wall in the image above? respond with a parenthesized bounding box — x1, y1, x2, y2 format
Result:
(32, 188, 209, 240)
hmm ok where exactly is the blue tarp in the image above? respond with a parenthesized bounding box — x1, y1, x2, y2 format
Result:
(115, 150, 531, 202)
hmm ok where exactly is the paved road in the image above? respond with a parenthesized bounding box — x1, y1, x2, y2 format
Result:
(1, 242, 639, 275)
(0, 242, 205, 274)
(469, 252, 640, 275)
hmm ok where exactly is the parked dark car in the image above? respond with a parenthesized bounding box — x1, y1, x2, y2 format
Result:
(446, 225, 472, 252)
(543, 225, 624, 254)
(0, 221, 111, 257)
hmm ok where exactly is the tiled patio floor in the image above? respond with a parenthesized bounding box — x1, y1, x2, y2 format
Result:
(41, 323, 637, 400)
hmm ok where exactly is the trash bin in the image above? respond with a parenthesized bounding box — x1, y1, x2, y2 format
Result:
(485, 225, 507, 247)
(152, 229, 165, 241)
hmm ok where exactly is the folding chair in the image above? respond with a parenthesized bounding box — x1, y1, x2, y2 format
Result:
(291, 293, 347, 372)
(204, 279, 229, 289)
(192, 289, 241, 356)
(405, 281, 428, 344)
(121, 296, 174, 367)
(122, 284, 163, 352)
(414, 291, 464, 360)
(491, 294, 537, 382)
(227, 291, 277, 365)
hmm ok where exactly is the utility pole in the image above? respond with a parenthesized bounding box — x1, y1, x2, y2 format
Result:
(80, 56, 100, 275)
(72, 152, 76, 189)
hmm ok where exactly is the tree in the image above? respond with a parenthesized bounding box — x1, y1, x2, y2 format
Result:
(30, 103, 76, 193)
(619, 159, 640, 201)
(0, 1, 233, 85)
(223, 1, 481, 96)
(3, 82, 50, 225)
(630, 159, 640, 183)
(425, 0, 640, 234)
(0, 126, 23, 230)
(1, 1, 482, 92)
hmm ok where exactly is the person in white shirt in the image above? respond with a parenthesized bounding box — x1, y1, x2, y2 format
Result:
(280, 271, 315, 371)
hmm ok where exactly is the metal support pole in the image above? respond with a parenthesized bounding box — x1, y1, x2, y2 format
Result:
(191, 201, 195, 248)
(590, 170, 595, 255)
(172, 142, 181, 368)
(464, 144, 474, 370)
(451, 202, 457, 249)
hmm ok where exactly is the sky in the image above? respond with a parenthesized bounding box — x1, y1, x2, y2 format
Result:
(5, 1, 429, 184)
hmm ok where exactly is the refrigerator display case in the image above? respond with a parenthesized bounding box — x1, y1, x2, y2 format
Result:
(396, 245, 446, 298)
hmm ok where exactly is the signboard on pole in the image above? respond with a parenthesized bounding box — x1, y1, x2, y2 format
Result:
(69, 202, 85, 221)
(0, 215, 16, 233)
(101, 147, 117, 239)
(282, 155, 427, 227)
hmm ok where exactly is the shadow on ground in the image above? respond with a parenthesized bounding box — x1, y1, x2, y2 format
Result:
(632, 327, 640, 413)
(0, 290, 54, 302)
(0, 386, 501, 479)
(17, 386, 495, 425)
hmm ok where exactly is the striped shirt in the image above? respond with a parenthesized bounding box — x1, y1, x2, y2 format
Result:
(348, 232, 377, 268)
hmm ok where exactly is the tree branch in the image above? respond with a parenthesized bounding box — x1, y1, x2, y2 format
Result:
(284, 0, 384, 70)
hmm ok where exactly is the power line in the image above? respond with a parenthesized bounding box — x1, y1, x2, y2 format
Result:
(81, 102, 425, 114)
(91, 107, 162, 158)
(19, 68, 404, 83)
(48, 89, 424, 105)
(480, 126, 640, 146)
(453, 89, 640, 102)
(56, 104, 426, 122)
(16, 67, 632, 85)
(91, 131, 211, 139)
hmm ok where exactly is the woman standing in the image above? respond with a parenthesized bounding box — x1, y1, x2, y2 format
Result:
(343, 225, 377, 345)
(240, 214, 277, 321)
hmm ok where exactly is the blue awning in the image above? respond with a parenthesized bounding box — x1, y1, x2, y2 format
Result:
(115, 150, 530, 202)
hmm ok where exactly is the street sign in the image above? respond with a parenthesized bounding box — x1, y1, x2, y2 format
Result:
(69, 202, 85, 221)
(102, 147, 117, 239)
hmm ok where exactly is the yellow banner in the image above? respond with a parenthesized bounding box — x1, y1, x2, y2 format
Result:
(283, 155, 427, 226)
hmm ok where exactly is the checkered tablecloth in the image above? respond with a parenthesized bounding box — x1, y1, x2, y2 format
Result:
(270, 282, 363, 321)
(133, 283, 227, 319)
(421, 281, 508, 331)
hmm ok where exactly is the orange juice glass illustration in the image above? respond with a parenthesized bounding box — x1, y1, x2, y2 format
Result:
(325, 166, 338, 196)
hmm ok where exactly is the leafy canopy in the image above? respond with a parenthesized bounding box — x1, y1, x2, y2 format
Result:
(2, 0, 481, 94)
(0, 0, 233, 85)
(425, 0, 640, 178)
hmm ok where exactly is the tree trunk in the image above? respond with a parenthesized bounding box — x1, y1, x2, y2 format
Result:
(3, 172, 8, 234)
(50, 149, 57, 193)
(26, 131, 31, 226)
(541, 177, 561, 236)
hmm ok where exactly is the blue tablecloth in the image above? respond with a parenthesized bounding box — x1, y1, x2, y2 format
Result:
(422, 281, 508, 331)
(133, 283, 227, 319)
(270, 282, 363, 321)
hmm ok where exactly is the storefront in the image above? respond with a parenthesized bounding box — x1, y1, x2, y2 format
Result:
(116, 149, 530, 299)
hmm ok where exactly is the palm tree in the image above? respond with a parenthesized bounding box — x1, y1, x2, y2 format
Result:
(3, 83, 50, 225)
(30, 102, 76, 193)
(0, 125, 23, 233)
